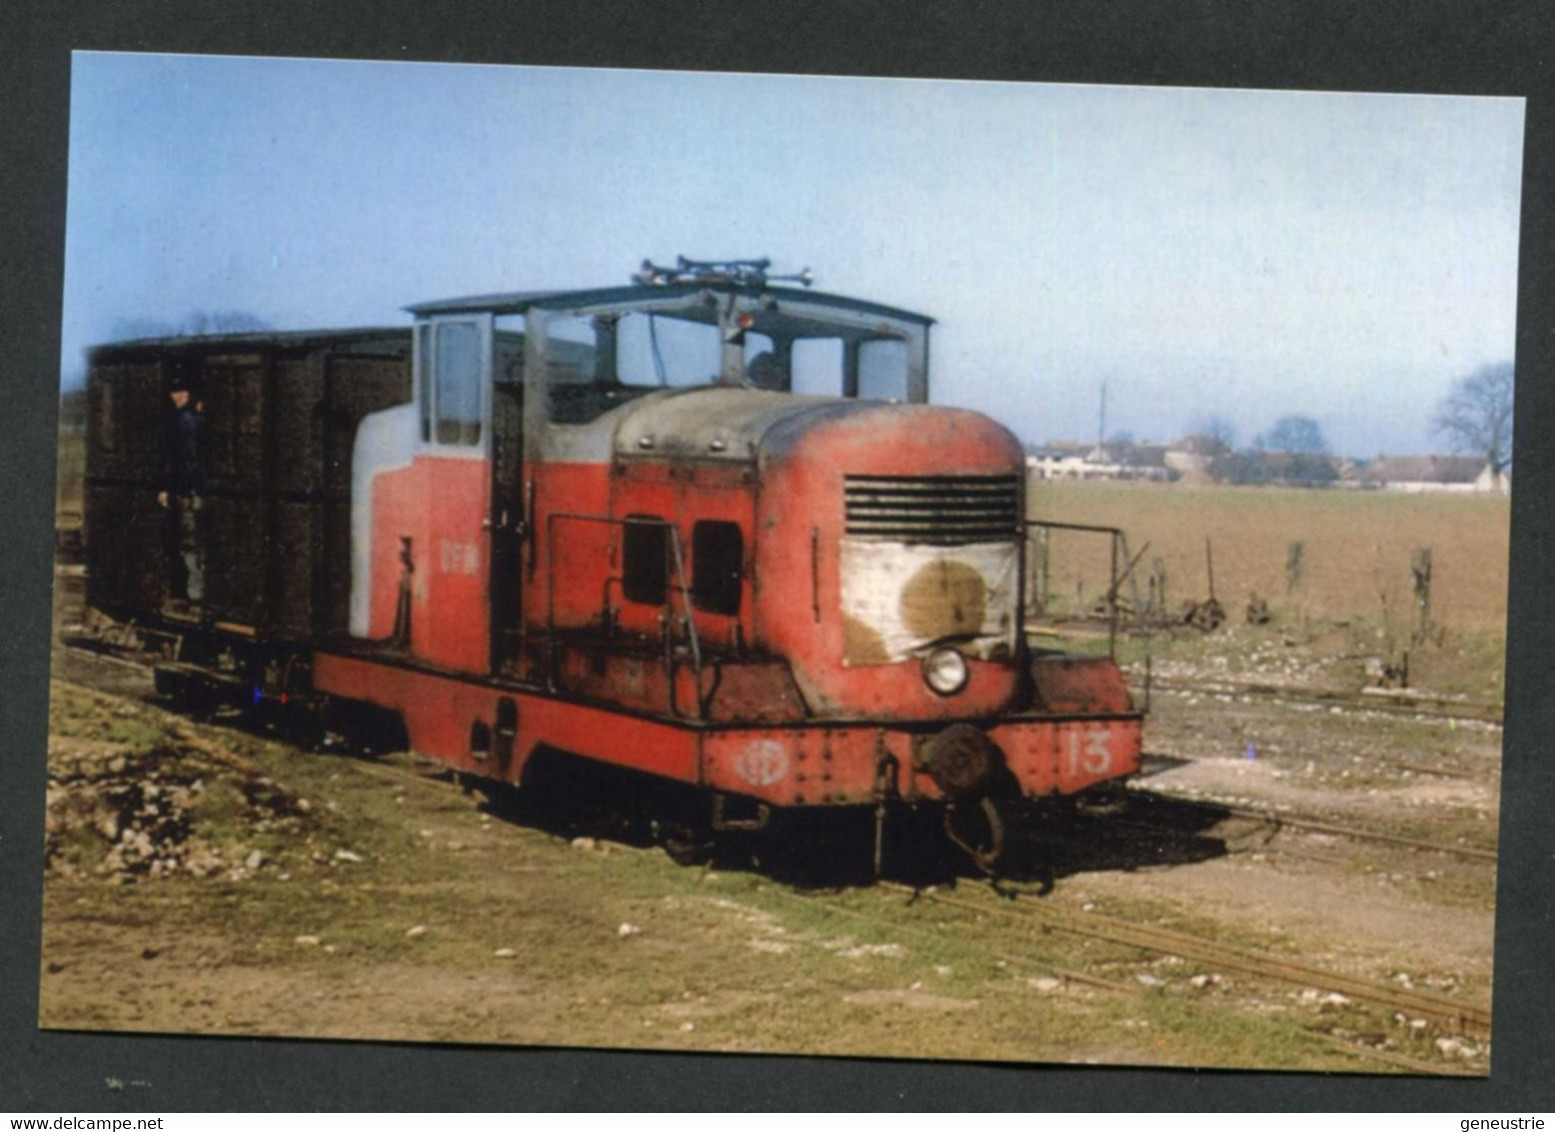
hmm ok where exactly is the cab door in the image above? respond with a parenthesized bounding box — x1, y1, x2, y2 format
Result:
(409, 314, 493, 674)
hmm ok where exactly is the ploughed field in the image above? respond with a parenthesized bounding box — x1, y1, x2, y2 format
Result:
(38, 479, 1504, 1073)
(1030, 479, 1511, 640)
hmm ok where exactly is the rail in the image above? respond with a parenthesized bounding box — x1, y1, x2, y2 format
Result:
(886, 881, 1492, 1041)
(543, 512, 703, 718)
(1123, 786, 1500, 863)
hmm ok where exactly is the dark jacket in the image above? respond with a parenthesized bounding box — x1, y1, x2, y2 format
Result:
(165, 404, 205, 496)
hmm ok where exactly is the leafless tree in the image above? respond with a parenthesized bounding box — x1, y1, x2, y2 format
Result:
(1190, 413, 1237, 450)
(182, 309, 272, 335)
(110, 310, 271, 340)
(1261, 415, 1329, 455)
(110, 316, 179, 340)
(1434, 361, 1514, 476)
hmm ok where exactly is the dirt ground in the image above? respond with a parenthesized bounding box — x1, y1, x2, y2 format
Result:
(38, 611, 1500, 1073)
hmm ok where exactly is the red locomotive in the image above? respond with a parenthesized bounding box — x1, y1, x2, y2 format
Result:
(81, 258, 1143, 871)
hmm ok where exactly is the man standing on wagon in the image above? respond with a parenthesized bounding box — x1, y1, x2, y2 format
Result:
(157, 374, 206, 612)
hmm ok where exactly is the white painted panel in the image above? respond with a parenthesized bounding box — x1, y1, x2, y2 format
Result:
(349, 403, 419, 638)
(839, 539, 1018, 665)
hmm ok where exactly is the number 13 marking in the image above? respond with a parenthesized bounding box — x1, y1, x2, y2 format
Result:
(1066, 728, 1113, 777)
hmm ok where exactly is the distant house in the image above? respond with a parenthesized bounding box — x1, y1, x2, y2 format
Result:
(1358, 455, 1506, 495)
(1118, 444, 1173, 482)
(1480, 465, 1513, 494)
(1164, 435, 1232, 475)
(1027, 440, 1173, 482)
(1026, 441, 1096, 480)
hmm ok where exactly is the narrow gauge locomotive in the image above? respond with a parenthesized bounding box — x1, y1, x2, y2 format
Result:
(81, 258, 1143, 871)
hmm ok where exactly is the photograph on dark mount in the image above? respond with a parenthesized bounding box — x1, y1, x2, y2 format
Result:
(33, 48, 1524, 1081)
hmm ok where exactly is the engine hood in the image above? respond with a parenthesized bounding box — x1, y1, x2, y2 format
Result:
(611, 386, 868, 463)
(610, 385, 1019, 470)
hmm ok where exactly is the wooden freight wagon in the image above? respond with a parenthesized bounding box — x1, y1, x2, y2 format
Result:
(83, 329, 412, 642)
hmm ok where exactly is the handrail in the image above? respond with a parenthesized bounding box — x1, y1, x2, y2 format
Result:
(1023, 517, 1153, 709)
(1022, 519, 1128, 659)
(543, 511, 703, 717)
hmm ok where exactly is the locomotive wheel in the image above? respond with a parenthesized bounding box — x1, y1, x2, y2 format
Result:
(944, 796, 1006, 874)
(286, 705, 327, 753)
(1072, 782, 1129, 818)
(749, 807, 875, 884)
(157, 669, 216, 722)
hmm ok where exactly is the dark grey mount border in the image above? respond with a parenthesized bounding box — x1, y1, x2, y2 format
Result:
(3, 0, 1551, 1111)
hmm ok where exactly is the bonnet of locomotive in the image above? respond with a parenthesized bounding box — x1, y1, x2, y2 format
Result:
(751, 402, 1027, 718)
(608, 389, 1026, 720)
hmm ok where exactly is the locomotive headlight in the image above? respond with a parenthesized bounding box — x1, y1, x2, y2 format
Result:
(923, 647, 970, 696)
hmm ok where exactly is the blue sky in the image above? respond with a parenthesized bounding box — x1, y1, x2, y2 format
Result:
(62, 54, 1525, 457)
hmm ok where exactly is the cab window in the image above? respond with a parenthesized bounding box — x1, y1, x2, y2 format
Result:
(418, 319, 484, 446)
(858, 338, 908, 401)
(791, 338, 842, 396)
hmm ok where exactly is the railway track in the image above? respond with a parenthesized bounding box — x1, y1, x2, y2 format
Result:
(881, 880, 1491, 1043)
(1146, 675, 1503, 725)
(1121, 787, 1499, 864)
(755, 881, 1481, 1075)
(58, 640, 1499, 868)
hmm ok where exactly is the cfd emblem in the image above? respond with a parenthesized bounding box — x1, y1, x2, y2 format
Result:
(734, 739, 789, 786)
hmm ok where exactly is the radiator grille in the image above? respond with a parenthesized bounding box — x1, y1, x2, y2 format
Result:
(844, 474, 1021, 545)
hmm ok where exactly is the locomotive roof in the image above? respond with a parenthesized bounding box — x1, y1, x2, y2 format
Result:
(406, 283, 934, 327)
(88, 326, 411, 358)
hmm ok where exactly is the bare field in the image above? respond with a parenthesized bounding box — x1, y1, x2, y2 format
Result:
(1029, 479, 1511, 635)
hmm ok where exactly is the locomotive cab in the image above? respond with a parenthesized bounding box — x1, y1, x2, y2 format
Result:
(348, 258, 939, 687)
